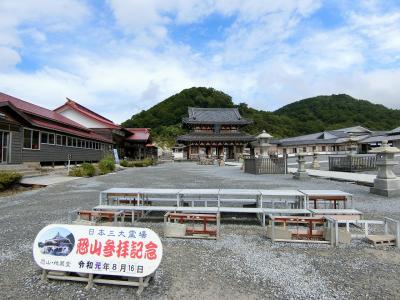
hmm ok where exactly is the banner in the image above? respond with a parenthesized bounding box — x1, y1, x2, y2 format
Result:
(113, 149, 120, 165)
(33, 224, 163, 277)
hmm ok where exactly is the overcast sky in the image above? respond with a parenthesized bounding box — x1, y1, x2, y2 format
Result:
(0, 0, 400, 123)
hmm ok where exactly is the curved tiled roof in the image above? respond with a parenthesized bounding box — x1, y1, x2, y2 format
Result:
(183, 107, 252, 125)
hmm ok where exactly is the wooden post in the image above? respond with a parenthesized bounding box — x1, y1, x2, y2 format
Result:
(85, 273, 94, 290)
(41, 269, 48, 282)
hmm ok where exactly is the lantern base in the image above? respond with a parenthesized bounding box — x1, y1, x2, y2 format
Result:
(370, 178, 400, 197)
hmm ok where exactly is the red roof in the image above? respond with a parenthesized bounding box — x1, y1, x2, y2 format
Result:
(0, 92, 113, 143)
(54, 98, 120, 129)
(0, 92, 89, 131)
(125, 128, 151, 141)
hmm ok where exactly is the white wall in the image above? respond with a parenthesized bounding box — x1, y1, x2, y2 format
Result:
(59, 109, 108, 128)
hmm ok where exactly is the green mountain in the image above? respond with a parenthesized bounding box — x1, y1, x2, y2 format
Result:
(275, 94, 400, 135)
(122, 88, 400, 147)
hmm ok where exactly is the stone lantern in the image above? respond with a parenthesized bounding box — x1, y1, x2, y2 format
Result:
(347, 134, 358, 156)
(256, 130, 272, 157)
(311, 152, 320, 170)
(369, 140, 400, 197)
(293, 151, 309, 179)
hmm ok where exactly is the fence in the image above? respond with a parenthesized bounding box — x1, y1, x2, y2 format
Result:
(244, 156, 288, 174)
(328, 155, 376, 172)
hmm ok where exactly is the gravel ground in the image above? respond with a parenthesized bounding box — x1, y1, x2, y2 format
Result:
(1, 162, 400, 299)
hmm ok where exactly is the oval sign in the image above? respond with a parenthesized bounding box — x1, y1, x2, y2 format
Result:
(33, 224, 163, 277)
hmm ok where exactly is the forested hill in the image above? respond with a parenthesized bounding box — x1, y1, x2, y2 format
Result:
(275, 94, 400, 135)
(122, 87, 400, 146)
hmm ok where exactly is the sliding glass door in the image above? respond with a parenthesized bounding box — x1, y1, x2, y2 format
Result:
(0, 131, 10, 164)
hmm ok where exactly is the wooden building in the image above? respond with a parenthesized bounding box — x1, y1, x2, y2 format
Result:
(55, 99, 157, 160)
(124, 128, 157, 160)
(277, 126, 372, 156)
(176, 107, 255, 160)
(0, 92, 113, 165)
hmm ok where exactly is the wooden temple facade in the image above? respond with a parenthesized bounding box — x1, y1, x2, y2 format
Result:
(176, 107, 255, 160)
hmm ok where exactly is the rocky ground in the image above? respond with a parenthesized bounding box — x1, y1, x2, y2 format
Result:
(1, 162, 400, 299)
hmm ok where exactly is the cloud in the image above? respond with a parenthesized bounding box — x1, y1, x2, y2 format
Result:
(0, 0, 89, 70)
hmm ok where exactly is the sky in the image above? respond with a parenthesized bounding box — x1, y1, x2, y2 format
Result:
(1, 0, 400, 124)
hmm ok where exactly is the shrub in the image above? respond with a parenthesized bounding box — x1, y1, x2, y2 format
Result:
(81, 163, 96, 177)
(120, 160, 129, 167)
(69, 166, 84, 177)
(0, 172, 22, 191)
(98, 155, 115, 174)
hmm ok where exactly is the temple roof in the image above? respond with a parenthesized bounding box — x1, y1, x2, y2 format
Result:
(183, 107, 252, 125)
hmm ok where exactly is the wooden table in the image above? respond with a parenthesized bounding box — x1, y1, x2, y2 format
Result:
(299, 190, 353, 209)
(77, 210, 124, 223)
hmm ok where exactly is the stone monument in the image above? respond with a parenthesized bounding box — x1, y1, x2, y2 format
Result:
(293, 152, 309, 179)
(369, 140, 400, 197)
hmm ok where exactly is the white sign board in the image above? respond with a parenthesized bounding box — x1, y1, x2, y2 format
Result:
(33, 224, 163, 277)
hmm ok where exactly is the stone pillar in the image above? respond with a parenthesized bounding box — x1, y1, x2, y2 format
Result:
(369, 140, 400, 197)
(311, 152, 320, 170)
(293, 152, 309, 179)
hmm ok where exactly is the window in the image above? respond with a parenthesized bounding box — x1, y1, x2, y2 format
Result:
(322, 146, 326, 152)
(48, 133, 55, 145)
(89, 141, 93, 149)
(303, 147, 307, 153)
(312, 146, 316, 151)
(62, 136, 67, 146)
(292, 148, 297, 154)
(24, 129, 40, 150)
(77, 139, 82, 148)
(56, 135, 63, 146)
(67, 137, 73, 147)
(41, 132, 48, 144)
(72, 138, 77, 147)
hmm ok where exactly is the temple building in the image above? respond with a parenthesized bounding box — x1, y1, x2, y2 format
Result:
(176, 107, 255, 160)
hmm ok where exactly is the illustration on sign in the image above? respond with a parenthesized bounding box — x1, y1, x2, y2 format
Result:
(37, 227, 75, 256)
(33, 224, 163, 277)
